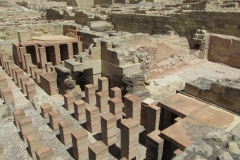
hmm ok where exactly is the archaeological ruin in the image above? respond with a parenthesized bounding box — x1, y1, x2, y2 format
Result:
(0, 0, 240, 159)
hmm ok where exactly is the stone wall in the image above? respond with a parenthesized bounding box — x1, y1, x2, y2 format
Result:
(94, 0, 113, 5)
(111, 11, 240, 40)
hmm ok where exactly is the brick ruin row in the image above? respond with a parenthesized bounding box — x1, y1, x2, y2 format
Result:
(0, 0, 240, 160)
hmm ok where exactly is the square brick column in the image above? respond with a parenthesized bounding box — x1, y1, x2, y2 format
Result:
(54, 45, 61, 65)
(146, 103, 161, 134)
(34, 69, 42, 85)
(0, 52, 8, 69)
(86, 106, 100, 134)
(96, 91, 109, 113)
(11, 66, 19, 83)
(72, 128, 88, 160)
(19, 47, 27, 69)
(110, 87, 122, 99)
(49, 110, 62, 131)
(6, 60, 15, 77)
(27, 133, 44, 158)
(74, 100, 86, 122)
(50, 66, 55, 73)
(40, 103, 53, 119)
(109, 97, 122, 120)
(85, 84, 96, 104)
(13, 109, 26, 128)
(2, 88, 14, 104)
(35, 146, 54, 160)
(24, 54, 32, 74)
(64, 93, 75, 111)
(26, 81, 36, 100)
(146, 130, 164, 160)
(67, 43, 73, 59)
(124, 94, 141, 123)
(121, 118, 139, 159)
(29, 65, 38, 79)
(15, 69, 24, 87)
(18, 117, 35, 141)
(141, 98, 155, 126)
(0, 75, 8, 98)
(20, 75, 29, 94)
(38, 47, 47, 72)
(34, 45, 40, 66)
(88, 141, 108, 160)
(45, 62, 52, 72)
(59, 119, 74, 145)
(98, 77, 108, 92)
(101, 113, 117, 146)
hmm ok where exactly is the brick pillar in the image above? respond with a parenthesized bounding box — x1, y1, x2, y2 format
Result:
(50, 66, 55, 73)
(19, 47, 27, 69)
(96, 91, 109, 113)
(88, 141, 108, 160)
(54, 45, 61, 65)
(38, 47, 47, 72)
(34, 69, 42, 85)
(34, 45, 40, 67)
(15, 69, 24, 87)
(121, 118, 139, 159)
(1, 53, 8, 70)
(141, 98, 155, 126)
(85, 84, 96, 104)
(124, 94, 141, 123)
(146, 130, 164, 159)
(74, 100, 86, 122)
(11, 66, 19, 83)
(0, 75, 8, 98)
(49, 110, 62, 130)
(72, 128, 88, 160)
(2, 87, 14, 104)
(24, 54, 32, 74)
(20, 75, 29, 94)
(27, 133, 44, 158)
(64, 93, 75, 111)
(45, 62, 52, 72)
(110, 87, 122, 99)
(78, 42, 82, 53)
(36, 146, 54, 160)
(18, 117, 35, 141)
(13, 109, 26, 128)
(109, 97, 122, 120)
(25, 81, 36, 100)
(59, 119, 74, 145)
(86, 106, 100, 134)
(101, 113, 117, 146)
(6, 60, 15, 76)
(67, 43, 73, 59)
(12, 43, 21, 66)
(29, 65, 38, 79)
(40, 103, 53, 119)
(146, 103, 161, 134)
(98, 77, 108, 92)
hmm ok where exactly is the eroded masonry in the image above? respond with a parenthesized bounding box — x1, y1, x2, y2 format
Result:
(0, 0, 240, 160)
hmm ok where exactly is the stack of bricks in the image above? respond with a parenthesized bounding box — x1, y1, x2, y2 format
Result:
(0, 51, 8, 69)
(40, 103, 53, 119)
(64, 93, 75, 111)
(123, 94, 131, 114)
(29, 65, 38, 79)
(89, 141, 108, 160)
(86, 106, 100, 134)
(34, 69, 42, 85)
(45, 62, 52, 72)
(15, 69, 24, 87)
(109, 97, 122, 120)
(74, 100, 86, 122)
(27, 133, 44, 158)
(1, 88, 14, 104)
(71, 128, 88, 160)
(49, 110, 62, 130)
(18, 117, 35, 141)
(13, 109, 26, 128)
(6, 60, 15, 76)
(110, 87, 122, 99)
(98, 77, 109, 92)
(40, 72, 58, 95)
(146, 130, 164, 160)
(0, 144, 4, 160)
(11, 66, 19, 83)
(124, 94, 141, 123)
(146, 103, 161, 134)
(121, 118, 139, 159)
(25, 81, 36, 100)
(59, 119, 74, 145)
(141, 98, 155, 126)
(35, 146, 54, 160)
(101, 113, 117, 146)
(96, 91, 109, 113)
(20, 75, 29, 94)
(0, 75, 8, 98)
(85, 84, 96, 104)
(24, 54, 32, 74)
(50, 66, 55, 73)
(54, 45, 61, 65)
